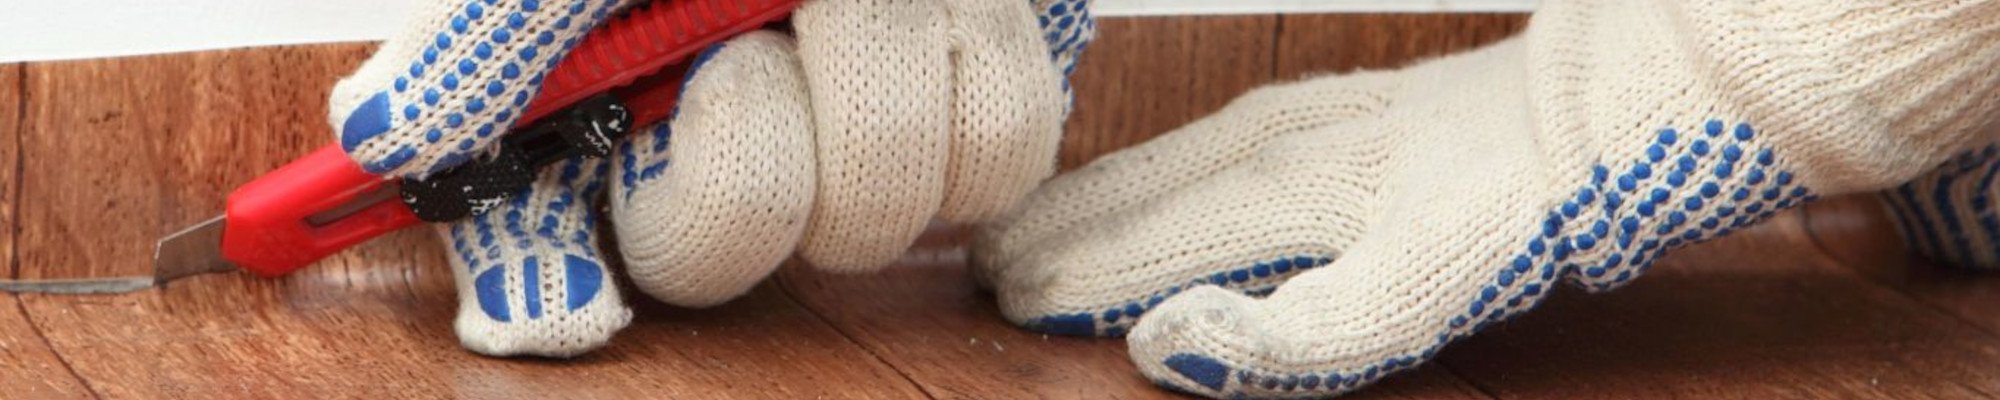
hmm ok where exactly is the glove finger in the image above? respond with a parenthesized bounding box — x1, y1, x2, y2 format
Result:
(331, 0, 637, 179)
(931, 0, 1070, 223)
(1880, 141, 2000, 269)
(972, 72, 1403, 289)
(613, 32, 816, 308)
(440, 155, 631, 358)
(792, 0, 953, 273)
(994, 132, 1370, 337)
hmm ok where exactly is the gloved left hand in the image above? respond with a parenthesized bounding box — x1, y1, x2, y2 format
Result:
(327, 0, 1095, 358)
(973, 0, 2000, 398)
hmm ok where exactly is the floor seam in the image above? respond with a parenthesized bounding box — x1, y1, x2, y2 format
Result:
(772, 270, 940, 400)
(14, 300, 102, 400)
(1267, 15, 1285, 80)
(11, 64, 104, 400)
(11, 64, 25, 281)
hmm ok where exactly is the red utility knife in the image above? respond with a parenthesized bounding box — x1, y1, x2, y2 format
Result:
(0, 0, 801, 294)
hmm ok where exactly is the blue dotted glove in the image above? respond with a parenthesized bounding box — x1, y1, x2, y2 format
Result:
(423, 0, 1094, 357)
(604, 0, 1095, 309)
(329, 0, 635, 179)
(327, 0, 642, 358)
(1882, 141, 2000, 270)
(973, 0, 2000, 398)
(441, 155, 629, 357)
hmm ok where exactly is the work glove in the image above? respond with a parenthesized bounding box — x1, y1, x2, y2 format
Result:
(1881, 137, 2000, 270)
(973, 0, 2000, 397)
(326, 0, 1093, 357)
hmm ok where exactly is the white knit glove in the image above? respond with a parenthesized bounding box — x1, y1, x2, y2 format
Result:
(974, 0, 2000, 397)
(609, 0, 1094, 308)
(325, 0, 1093, 357)
(1881, 136, 2000, 270)
(330, 0, 638, 179)
(325, 0, 640, 358)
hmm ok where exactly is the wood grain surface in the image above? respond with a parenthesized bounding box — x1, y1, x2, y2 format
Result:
(2, 63, 17, 278)
(1, 62, 96, 400)
(11, 46, 925, 399)
(4, 13, 1998, 400)
(1058, 16, 1280, 170)
(1444, 210, 2000, 398)
(1802, 195, 2000, 341)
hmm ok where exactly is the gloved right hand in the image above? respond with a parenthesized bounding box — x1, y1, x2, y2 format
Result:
(321, 0, 1094, 358)
(324, 0, 643, 357)
(608, 0, 1095, 311)
(330, 0, 638, 180)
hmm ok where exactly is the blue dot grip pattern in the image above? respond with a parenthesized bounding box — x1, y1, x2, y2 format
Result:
(615, 43, 724, 198)
(1880, 144, 2000, 269)
(1024, 255, 1330, 338)
(1036, 0, 1096, 100)
(449, 157, 611, 324)
(1022, 119, 1816, 397)
(342, 0, 625, 178)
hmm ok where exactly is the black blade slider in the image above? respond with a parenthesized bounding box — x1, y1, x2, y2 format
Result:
(399, 95, 632, 222)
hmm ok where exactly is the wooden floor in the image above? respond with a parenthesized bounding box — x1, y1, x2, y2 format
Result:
(5, 14, 2000, 399)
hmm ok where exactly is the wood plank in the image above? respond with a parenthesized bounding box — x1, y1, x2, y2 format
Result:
(1057, 16, 1281, 170)
(15, 46, 924, 399)
(1801, 195, 2000, 338)
(1273, 13, 1529, 79)
(776, 227, 1489, 399)
(1796, 195, 1916, 280)
(0, 63, 95, 399)
(1440, 211, 2000, 398)
(0, 295, 88, 399)
(1060, 14, 1530, 169)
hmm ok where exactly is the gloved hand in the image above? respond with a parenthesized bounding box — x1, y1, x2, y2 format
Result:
(331, 0, 637, 179)
(974, 0, 2000, 397)
(325, 0, 1094, 358)
(1881, 138, 2000, 270)
(610, 0, 1095, 311)
(327, 0, 641, 357)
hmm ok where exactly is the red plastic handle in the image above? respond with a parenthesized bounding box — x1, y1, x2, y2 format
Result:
(617, 63, 691, 129)
(222, 146, 421, 277)
(220, 0, 802, 277)
(519, 0, 802, 126)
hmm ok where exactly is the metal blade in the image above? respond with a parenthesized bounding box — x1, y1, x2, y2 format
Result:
(0, 278, 156, 294)
(0, 215, 236, 295)
(152, 215, 238, 284)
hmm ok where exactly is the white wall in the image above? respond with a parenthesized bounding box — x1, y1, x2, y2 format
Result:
(0, 0, 1538, 63)
(1097, 0, 1535, 15)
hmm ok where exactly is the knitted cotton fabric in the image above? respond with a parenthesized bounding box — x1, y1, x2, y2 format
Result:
(974, 0, 2000, 398)
(789, 0, 1073, 273)
(606, 0, 1090, 308)
(610, 32, 818, 307)
(1882, 137, 2000, 270)
(329, 0, 634, 179)
(441, 156, 631, 358)
(343, 0, 1087, 357)
(329, 0, 638, 358)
